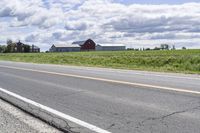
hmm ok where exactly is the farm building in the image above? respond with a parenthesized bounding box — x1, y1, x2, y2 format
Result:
(49, 44, 80, 52)
(96, 44, 126, 51)
(6, 40, 40, 53)
(30, 45, 40, 52)
(72, 39, 96, 51)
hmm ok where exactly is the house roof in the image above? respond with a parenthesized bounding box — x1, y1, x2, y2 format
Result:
(53, 44, 80, 48)
(16, 41, 24, 45)
(97, 44, 125, 47)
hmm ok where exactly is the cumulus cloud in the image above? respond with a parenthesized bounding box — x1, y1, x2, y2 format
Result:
(65, 21, 88, 31)
(0, 0, 64, 29)
(1, 0, 200, 51)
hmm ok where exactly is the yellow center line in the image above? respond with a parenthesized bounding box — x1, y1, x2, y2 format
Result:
(0, 64, 200, 95)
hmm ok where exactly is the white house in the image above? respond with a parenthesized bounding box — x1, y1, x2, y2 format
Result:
(49, 44, 81, 52)
(96, 44, 126, 51)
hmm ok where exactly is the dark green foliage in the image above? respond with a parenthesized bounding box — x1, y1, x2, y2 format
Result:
(0, 45, 6, 53)
(24, 45, 30, 53)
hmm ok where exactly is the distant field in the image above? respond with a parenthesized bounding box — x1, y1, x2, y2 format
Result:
(0, 49, 200, 74)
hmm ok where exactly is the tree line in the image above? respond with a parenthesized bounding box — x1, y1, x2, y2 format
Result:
(127, 44, 187, 51)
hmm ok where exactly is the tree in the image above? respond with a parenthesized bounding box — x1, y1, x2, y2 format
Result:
(160, 44, 170, 50)
(5, 39, 14, 53)
(172, 45, 176, 50)
(182, 47, 186, 50)
(154, 47, 161, 50)
(24, 45, 30, 52)
(7, 39, 13, 45)
(145, 48, 151, 51)
(0, 45, 6, 53)
(127, 48, 135, 51)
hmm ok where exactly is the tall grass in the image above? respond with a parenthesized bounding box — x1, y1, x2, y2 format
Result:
(0, 49, 200, 74)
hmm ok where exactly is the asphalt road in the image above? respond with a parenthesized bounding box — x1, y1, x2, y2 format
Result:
(0, 61, 200, 133)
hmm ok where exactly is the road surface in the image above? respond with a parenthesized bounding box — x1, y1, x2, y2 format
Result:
(0, 98, 61, 133)
(0, 61, 200, 133)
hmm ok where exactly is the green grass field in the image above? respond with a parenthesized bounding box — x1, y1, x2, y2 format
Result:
(0, 49, 200, 74)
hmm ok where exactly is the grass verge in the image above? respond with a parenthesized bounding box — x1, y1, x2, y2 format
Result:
(0, 49, 200, 74)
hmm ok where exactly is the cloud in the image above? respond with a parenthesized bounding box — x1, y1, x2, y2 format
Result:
(0, 0, 64, 29)
(1, 0, 200, 51)
(65, 21, 88, 31)
(102, 3, 200, 34)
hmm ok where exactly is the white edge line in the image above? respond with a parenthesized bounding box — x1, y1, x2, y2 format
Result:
(0, 87, 111, 133)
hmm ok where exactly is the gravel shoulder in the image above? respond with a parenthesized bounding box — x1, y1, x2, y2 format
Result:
(0, 98, 62, 133)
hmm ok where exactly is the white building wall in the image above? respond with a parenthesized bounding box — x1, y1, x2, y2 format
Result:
(56, 47, 80, 52)
(95, 45, 103, 51)
(50, 46, 80, 52)
(96, 45, 126, 51)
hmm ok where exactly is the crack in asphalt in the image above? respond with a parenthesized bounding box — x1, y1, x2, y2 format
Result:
(37, 107, 74, 133)
(25, 102, 75, 133)
(106, 123, 115, 130)
(135, 104, 200, 132)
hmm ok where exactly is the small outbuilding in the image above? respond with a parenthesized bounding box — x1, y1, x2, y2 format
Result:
(96, 44, 126, 51)
(72, 39, 96, 51)
(49, 44, 80, 52)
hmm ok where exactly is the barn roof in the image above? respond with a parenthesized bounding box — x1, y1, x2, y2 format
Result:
(53, 44, 80, 48)
(72, 41, 85, 45)
(72, 39, 95, 46)
(97, 44, 125, 47)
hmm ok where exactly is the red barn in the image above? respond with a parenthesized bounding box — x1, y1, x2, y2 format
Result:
(72, 39, 96, 51)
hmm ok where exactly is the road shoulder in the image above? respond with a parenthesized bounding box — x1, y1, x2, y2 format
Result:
(0, 98, 62, 133)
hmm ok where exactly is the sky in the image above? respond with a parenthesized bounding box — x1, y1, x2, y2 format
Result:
(0, 0, 200, 51)
(116, 0, 200, 4)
